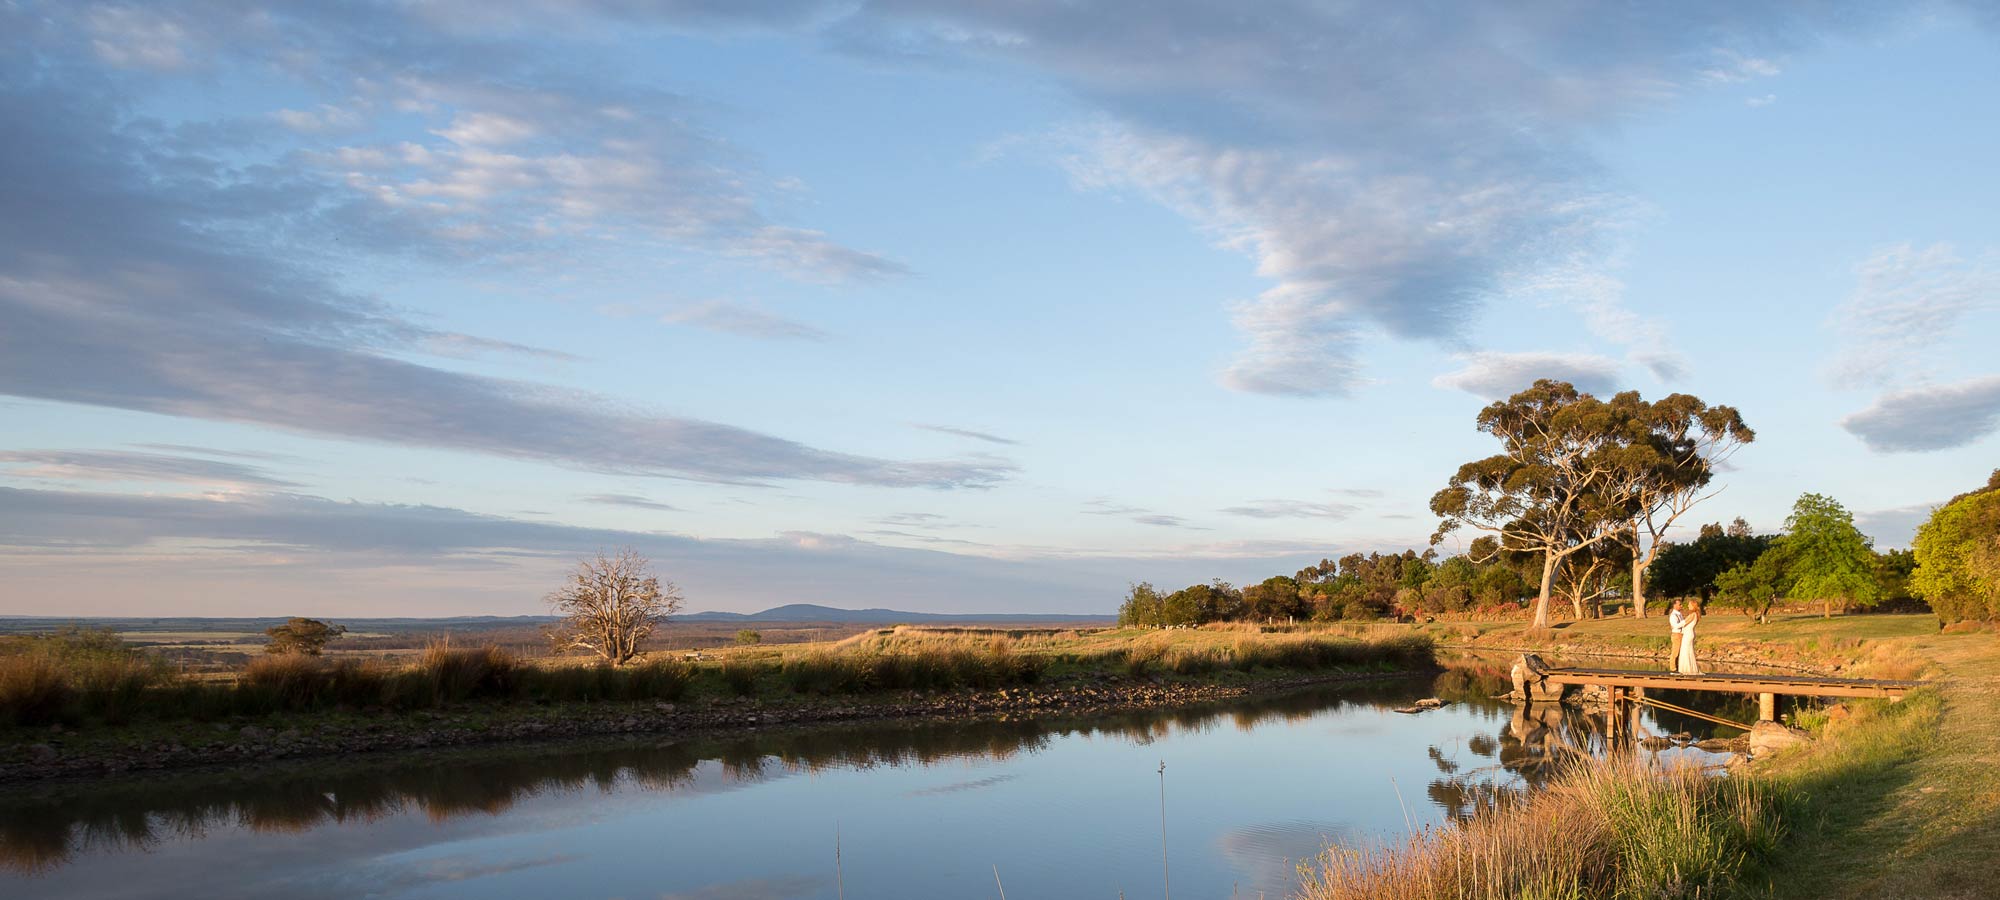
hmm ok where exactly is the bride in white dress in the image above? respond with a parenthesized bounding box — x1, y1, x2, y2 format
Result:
(1676, 603, 1701, 675)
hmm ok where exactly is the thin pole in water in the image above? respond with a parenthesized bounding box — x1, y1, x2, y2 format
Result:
(1158, 760, 1171, 900)
(993, 864, 1008, 900)
(835, 823, 844, 900)
(1390, 775, 1415, 835)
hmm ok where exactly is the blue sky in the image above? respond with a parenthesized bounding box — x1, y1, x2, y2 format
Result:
(3, 2, 1998, 616)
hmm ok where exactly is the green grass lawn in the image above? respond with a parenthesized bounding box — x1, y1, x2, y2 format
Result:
(1758, 630, 2000, 900)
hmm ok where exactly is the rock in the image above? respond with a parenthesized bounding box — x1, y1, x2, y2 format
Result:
(239, 724, 271, 740)
(1414, 698, 1448, 710)
(27, 744, 57, 765)
(1749, 721, 1810, 756)
(1639, 736, 1677, 750)
(1692, 738, 1740, 753)
(1669, 732, 1694, 744)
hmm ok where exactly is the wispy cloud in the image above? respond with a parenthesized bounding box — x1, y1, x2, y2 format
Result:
(1826, 243, 1997, 390)
(1083, 498, 1205, 530)
(1698, 49, 1783, 85)
(1432, 351, 1622, 399)
(663, 302, 830, 342)
(875, 4, 1864, 396)
(1131, 513, 1206, 529)
(0, 449, 299, 489)
(913, 424, 1020, 446)
(579, 493, 679, 512)
(1221, 499, 1360, 520)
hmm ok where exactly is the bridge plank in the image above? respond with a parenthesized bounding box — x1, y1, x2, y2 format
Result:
(1542, 666, 1921, 699)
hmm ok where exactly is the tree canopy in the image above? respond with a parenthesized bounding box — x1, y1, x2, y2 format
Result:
(1432, 380, 1715, 628)
(1912, 469, 2000, 624)
(1648, 518, 1772, 603)
(263, 618, 347, 656)
(1781, 493, 1882, 618)
(1116, 546, 1534, 627)
(1609, 392, 1753, 617)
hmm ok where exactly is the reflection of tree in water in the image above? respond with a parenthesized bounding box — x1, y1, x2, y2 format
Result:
(1421, 700, 1625, 823)
(1, 676, 1446, 874)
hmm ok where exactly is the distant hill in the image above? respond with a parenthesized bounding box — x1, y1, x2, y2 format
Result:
(678, 604, 1111, 624)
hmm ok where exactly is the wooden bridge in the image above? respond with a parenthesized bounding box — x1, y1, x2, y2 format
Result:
(1537, 664, 1924, 727)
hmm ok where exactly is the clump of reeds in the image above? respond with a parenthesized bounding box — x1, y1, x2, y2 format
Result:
(622, 658, 696, 701)
(411, 642, 522, 704)
(0, 626, 167, 725)
(1298, 756, 1780, 900)
(778, 637, 1047, 695)
(0, 655, 72, 726)
(721, 657, 761, 696)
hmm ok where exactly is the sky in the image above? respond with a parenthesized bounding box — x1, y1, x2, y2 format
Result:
(3, 1, 1999, 617)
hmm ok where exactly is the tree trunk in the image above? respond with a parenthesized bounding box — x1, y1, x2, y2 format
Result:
(1825, 598, 1833, 619)
(1631, 555, 1647, 618)
(1533, 552, 1557, 629)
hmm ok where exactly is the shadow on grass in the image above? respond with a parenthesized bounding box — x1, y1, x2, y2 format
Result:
(1752, 691, 1943, 899)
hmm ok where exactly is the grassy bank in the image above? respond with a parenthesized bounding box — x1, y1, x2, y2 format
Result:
(1, 625, 1433, 730)
(1300, 613, 1994, 900)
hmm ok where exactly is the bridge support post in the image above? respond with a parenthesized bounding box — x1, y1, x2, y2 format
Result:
(1758, 692, 1776, 723)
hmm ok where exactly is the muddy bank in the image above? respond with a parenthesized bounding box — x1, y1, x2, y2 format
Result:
(0, 668, 1424, 786)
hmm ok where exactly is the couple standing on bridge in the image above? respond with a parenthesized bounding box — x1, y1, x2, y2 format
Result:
(1668, 599, 1702, 675)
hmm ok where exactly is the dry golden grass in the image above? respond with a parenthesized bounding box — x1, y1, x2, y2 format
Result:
(1300, 757, 1779, 900)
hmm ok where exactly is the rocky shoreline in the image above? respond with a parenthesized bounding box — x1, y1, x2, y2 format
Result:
(0, 668, 1424, 786)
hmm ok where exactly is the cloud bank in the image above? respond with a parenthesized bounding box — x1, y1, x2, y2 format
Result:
(0, 22, 997, 489)
(1839, 375, 2000, 452)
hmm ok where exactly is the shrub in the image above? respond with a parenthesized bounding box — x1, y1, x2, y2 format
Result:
(735, 629, 763, 645)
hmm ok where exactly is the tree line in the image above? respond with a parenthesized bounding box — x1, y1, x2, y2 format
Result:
(1118, 549, 1537, 627)
(1123, 381, 2000, 630)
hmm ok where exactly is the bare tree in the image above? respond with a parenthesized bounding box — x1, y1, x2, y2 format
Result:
(546, 548, 681, 666)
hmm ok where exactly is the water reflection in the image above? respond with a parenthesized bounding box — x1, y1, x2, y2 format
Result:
(1, 665, 1742, 898)
(0, 678, 1427, 876)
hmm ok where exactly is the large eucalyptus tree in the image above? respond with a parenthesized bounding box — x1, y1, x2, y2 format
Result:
(1430, 380, 1645, 629)
(1611, 392, 1754, 618)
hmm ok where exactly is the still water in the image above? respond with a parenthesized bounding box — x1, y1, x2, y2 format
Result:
(3, 665, 1733, 900)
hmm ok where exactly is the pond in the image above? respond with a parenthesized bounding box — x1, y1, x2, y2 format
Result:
(1, 662, 1739, 899)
